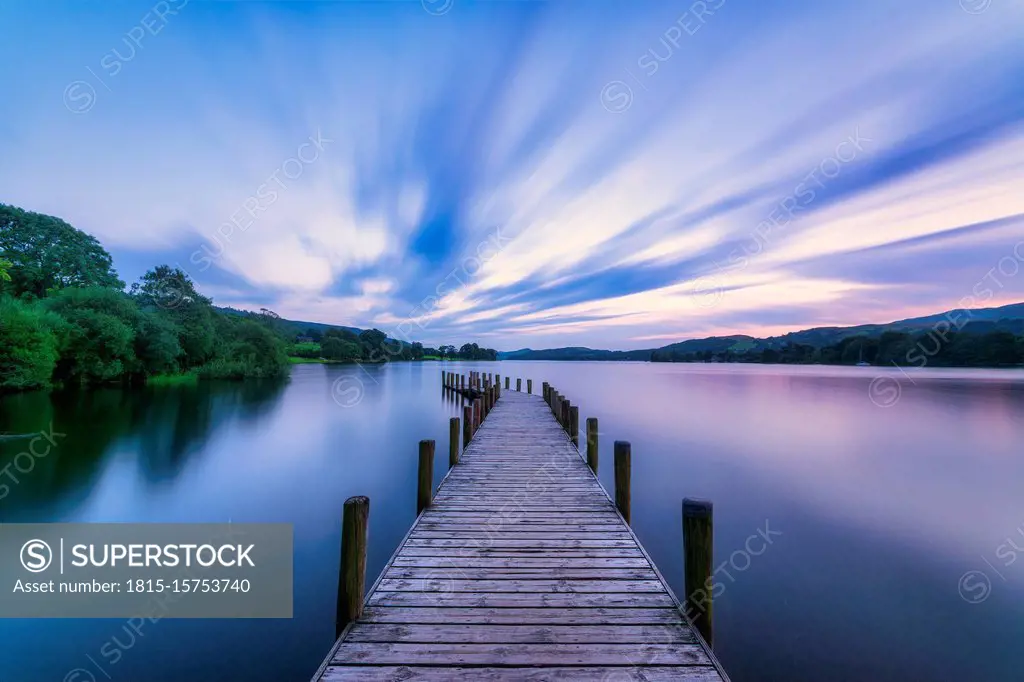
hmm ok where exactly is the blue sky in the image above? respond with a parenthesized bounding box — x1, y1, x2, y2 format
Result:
(2, 0, 1023, 350)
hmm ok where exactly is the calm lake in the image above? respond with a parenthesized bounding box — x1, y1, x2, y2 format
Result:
(1, 361, 1023, 682)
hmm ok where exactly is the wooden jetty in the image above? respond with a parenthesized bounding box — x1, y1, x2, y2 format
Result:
(312, 371, 729, 681)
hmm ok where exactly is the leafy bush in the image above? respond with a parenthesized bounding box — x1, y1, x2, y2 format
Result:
(0, 296, 61, 391)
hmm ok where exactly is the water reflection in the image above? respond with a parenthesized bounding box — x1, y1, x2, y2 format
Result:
(1, 362, 1023, 682)
(0, 380, 286, 518)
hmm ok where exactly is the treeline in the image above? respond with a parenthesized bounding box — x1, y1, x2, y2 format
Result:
(651, 329, 1024, 368)
(289, 333, 498, 363)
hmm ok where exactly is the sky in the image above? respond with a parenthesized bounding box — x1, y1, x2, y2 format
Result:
(2, 0, 1024, 350)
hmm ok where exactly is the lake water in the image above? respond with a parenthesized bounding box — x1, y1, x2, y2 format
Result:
(1, 361, 1023, 682)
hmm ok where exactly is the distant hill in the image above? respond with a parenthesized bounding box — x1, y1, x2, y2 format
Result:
(499, 302, 1024, 361)
(216, 306, 363, 337)
(498, 347, 651, 361)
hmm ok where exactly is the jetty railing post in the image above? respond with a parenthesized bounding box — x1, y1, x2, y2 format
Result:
(542, 382, 549, 403)
(463, 405, 472, 448)
(336, 495, 369, 638)
(516, 378, 522, 392)
(683, 499, 714, 647)
(527, 379, 533, 394)
(614, 441, 631, 524)
(417, 440, 435, 515)
(569, 405, 579, 447)
(461, 374, 465, 390)
(473, 398, 482, 432)
(586, 417, 599, 473)
(505, 376, 510, 390)
(561, 399, 571, 433)
(496, 374, 501, 393)
(449, 417, 460, 467)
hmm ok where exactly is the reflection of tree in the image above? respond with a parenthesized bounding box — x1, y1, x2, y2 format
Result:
(0, 379, 286, 516)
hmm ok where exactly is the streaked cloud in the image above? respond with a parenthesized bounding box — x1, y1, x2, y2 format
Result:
(1, 0, 1022, 349)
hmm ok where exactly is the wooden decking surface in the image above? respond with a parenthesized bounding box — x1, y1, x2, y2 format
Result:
(314, 390, 728, 681)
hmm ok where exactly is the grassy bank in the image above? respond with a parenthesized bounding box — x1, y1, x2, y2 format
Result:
(146, 372, 199, 386)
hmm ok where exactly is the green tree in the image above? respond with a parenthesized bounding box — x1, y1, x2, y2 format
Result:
(0, 297, 61, 391)
(359, 329, 389, 362)
(0, 257, 12, 282)
(44, 287, 139, 384)
(0, 204, 123, 298)
(131, 266, 216, 367)
(133, 310, 183, 375)
(321, 337, 361, 361)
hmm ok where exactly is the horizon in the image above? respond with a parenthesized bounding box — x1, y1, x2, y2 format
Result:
(3, 0, 1024, 350)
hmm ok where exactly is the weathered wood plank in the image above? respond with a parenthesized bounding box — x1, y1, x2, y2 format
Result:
(375, 578, 667, 593)
(322, 666, 725, 681)
(344, 623, 697, 644)
(359, 606, 687, 625)
(331, 641, 710, 665)
(366, 592, 677, 608)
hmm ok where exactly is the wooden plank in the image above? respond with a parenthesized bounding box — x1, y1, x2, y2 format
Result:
(322, 666, 725, 681)
(366, 592, 677, 608)
(331, 642, 710, 665)
(375, 579, 667, 593)
(359, 606, 687, 625)
(344, 623, 697, 644)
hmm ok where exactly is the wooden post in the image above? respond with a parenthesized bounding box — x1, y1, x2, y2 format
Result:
(586, 417, 599, 474)
(336, 495, 369, 638)
(449, 417, 459, 467)
(463, 405, 472, 448)
(527, 379, 532, 394)
(516, 378, 522, 392)
(542, 382, 549, 402)
(473, 398, 482, 432)
(683, 499, 714, 647)
(614, 441, 631, 524)
(417, 440, 434, 515)
(569, 405, 579, 447)
(505, 376, 510, 390)
(496, 374, 501, 392)
(461, 374, 465, 390)
(561, 399, 571, 433)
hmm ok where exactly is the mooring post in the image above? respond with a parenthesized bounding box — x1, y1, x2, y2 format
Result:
(542, 382, 549, 403)
(496, 374, 501, 392)
(417, 440, 435, 515)
(586, 417, 599, 473)
(569, 405, 579, 447)
(527, 379, 532, 394)
(516, 378, 522, 392)
(337, 495, 369, 638)
(473, 398, 482, 432)
(461, 374, 465, 390)
(449, 417, 460, 467)
(505, 376, 510, 390)
(683, 499, 714, 647)
(614, 441, 631, 524)
(561, 399, 571, 433)
(463, 405, 472, 448)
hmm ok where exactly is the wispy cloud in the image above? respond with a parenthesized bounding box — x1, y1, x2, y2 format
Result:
(1, 0, 1022, 349)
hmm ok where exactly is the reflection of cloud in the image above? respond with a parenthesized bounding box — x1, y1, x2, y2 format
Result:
(2, 0, 1023, 347)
